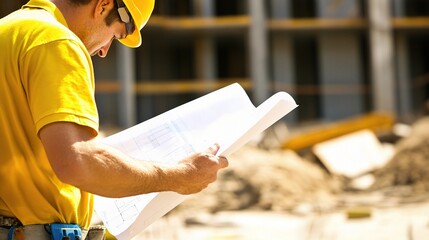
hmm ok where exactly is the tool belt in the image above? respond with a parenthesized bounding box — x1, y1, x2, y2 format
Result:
(0, 216, 106, 240)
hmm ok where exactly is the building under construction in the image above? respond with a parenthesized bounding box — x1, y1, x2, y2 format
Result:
(2, 0, 429, 130)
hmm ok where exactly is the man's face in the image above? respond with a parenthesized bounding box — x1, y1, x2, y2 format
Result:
(88, 20, 127, 57)
(79, 3, 129, 58)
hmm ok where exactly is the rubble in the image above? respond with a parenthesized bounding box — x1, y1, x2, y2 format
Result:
(312, 129, 394, 178)
(175, 116, 429, 217)
(176, 145, 341, 214)
(371, 117, 429, 194)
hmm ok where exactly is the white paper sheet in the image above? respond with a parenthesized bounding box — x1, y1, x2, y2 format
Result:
(94, 83, 298, 239)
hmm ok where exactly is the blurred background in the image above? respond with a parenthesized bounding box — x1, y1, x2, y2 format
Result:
(3, 0, 429, 239)
(3, 0, 429, 129)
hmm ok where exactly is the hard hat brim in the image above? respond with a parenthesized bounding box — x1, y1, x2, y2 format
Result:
(119, 28, 141, 48)
(119, 0, 154, 48)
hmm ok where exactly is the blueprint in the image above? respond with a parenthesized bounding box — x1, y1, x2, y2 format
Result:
(94, 83, 298, 240)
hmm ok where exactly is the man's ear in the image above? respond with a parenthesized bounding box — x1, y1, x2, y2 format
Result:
(94, 0, 112, 17)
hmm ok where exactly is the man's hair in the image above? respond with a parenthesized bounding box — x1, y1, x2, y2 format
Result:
(105, 1, 121, 26)
(67, 0, 120, 26)
(68, 0, 92, 5)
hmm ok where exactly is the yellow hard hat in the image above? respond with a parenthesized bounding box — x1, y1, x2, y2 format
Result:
(118, 0, 155, 48)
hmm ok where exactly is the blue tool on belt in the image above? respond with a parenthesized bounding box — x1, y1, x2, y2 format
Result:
(50, 223, 82, 240)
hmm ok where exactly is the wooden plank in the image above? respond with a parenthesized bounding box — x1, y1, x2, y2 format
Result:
(268, 18, 367, 31)
(95, 79, 251, 94)
(273, 83, 369, 95)
(134, 79, 251, 94)
(147, 16, 250, 30)
(392, 17, 429, 29)
(282, 112, 395, 151)
(95, 81, 121, 92)
(146, 15, 429, 32)
(96, 81, 370, 96)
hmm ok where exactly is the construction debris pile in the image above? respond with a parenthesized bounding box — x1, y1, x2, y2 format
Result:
(178, 145, 340, 214)
(371, 117, 429, 193)
(177, 114, 429, 216)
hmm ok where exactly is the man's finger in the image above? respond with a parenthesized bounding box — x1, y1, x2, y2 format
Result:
(217, 156, 229, 169)
(206, 143, 220, 155)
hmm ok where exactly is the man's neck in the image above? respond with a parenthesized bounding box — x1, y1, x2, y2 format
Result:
(50, 0, 93, 37)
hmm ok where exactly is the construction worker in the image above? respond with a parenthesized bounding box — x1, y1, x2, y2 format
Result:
(0, 0, 229, 239)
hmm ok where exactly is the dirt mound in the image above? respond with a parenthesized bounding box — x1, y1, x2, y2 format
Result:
(177, 145, 340, 214)
(371, 117, 429, 193)
(174, 117, 429, 216)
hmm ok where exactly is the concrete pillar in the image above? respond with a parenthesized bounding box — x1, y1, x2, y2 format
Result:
(318, 33, 364, 120)
(117, 44, 136, 128)
(317, 0, 361, 18)
(316, 0, 364, 120)
(392, 0, 405, 17)
(193, 0, 216, 91)
(194, 0, 215, 16)
(270, 0, 297, 123)
(270, 0, 292, 19)
(395, 35, 413, 122)
(368, 0, 396, 115)
(249, 0, 269, 105)
(137, 39, 154, 122)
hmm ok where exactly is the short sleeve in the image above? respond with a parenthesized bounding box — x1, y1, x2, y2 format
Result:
(21, 39, 99, 134)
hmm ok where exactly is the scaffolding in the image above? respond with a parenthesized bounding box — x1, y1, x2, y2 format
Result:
(2, 0, 429, 129)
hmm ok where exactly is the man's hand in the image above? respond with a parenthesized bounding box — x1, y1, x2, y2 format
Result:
(167, 144, 229, 195)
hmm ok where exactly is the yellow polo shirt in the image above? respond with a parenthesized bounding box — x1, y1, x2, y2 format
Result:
(0, 0, 99, 228)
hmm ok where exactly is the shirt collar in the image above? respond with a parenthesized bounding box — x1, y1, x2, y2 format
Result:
(22, 0, 68, 28)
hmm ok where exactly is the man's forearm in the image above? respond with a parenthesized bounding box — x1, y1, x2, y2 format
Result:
(68, 140, 171, 197)
(40, 122, 227, 198)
